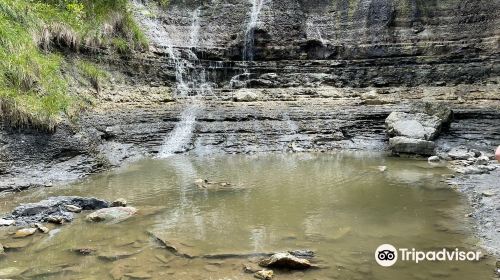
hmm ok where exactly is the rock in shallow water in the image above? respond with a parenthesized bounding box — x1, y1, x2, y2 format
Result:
(85, 207, 137, 223)
(111, 198, 127, 207)
(259, 252, 313, 270)
(14, 228, 36, 238)
(35, 223, 49, 233)
(254, 269, 274, 279)
(0, 267, 26, 278)
(2, 196, 110, 226)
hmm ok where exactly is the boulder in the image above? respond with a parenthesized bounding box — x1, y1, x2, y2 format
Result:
(385, 102, 453, 156)
(85, 207, 137, 223)
(2, 196, 110, 226)
(0, 243, 4, 254)
(233, 89, 261, 102)
(409, 102, 453, 126)
(385, 112, 441, 140)
(389, 137, 435, 156)
(259, 252, 312, 270)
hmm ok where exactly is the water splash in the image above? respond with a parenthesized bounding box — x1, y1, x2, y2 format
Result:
(306, 20, 326, 45)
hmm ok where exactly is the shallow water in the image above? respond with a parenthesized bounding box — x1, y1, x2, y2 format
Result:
(0, 152, 494, 279)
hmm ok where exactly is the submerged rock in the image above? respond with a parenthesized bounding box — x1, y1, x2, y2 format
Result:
(2, 196, 110, 226)
(14, 228, 36, 238)
(243, 264, 261, 273)
(85, 207, 137, 223)
(254, 269, 274, 279)
(194, 179, 239, 191)
(98, 249, 141, 261)
(71, 247, 96, 256)
(149, 231, 199, 258)
(0, 267, 26, 278)
(259, 252, 313, 270)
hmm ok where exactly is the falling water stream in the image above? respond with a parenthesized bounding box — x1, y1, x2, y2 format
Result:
(132, 1, 213, 157)
(242, 0, 268, 61)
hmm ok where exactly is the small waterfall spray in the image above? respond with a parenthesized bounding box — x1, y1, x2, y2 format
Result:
(132, 1, 213, 157)
(242, 0, 268, 61)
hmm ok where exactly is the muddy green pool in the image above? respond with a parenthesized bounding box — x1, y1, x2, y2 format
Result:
(0, 153, 495, 279)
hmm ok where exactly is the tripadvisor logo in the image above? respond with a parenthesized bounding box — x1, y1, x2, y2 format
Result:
(375, 244, 482, 267)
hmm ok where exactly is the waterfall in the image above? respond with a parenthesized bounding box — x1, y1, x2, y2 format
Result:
(281, 112, 299, 143)
(242, 0, 268, 61)
(131, 1, 213, 157)
(158, 105, 199, 156)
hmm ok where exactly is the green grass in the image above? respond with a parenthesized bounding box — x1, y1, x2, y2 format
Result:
(77, 60, 108, 92)
(0, 0, 148, 131)
(157, 0, 171, 8)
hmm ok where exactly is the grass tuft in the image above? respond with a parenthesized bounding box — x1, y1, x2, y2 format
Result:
(77, 60, 107, 92)
(0, 0, 149, 130)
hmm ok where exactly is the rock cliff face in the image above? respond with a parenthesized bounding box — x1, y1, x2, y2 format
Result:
(144, 0, 499, 87)
(0, 0, 499, 191)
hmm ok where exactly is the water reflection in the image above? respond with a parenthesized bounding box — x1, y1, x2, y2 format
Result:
(0, 152, 493, 279)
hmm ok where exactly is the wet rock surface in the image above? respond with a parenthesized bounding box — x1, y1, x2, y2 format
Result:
(259, 252, 314, 270)
(1, 196, 110, 226)
(448, 165, 500, 256)
(85, 207, 137, 224)
(386, 103, 453, 155)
